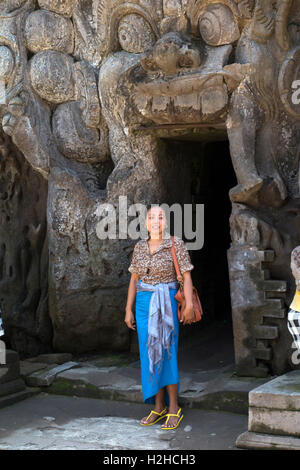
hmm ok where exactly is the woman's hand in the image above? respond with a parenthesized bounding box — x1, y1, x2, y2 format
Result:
(181, 303, 195, 325)
(124, 309, 136, 330)
(125, 275, 138, 330)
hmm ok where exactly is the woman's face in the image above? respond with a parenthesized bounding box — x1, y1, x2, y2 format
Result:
(146, 207, 167, 238)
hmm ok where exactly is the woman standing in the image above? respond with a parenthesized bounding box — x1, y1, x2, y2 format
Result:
(125, 205, 195, 430)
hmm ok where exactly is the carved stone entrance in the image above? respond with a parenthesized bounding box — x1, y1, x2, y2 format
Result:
(159, 137, 236, 335)
(0, 1, 299, 377)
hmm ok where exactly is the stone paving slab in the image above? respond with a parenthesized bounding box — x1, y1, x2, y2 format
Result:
(0, 394, 248, 450)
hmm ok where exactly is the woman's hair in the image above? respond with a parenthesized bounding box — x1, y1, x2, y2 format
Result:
(146, 203, 162, 212)
(145, 204, 168, 231)
(291, 246, 300, 269)
(146, 204, 167, 218)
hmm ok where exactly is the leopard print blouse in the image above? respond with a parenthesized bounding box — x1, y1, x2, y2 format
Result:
(128, 233, 194, 285)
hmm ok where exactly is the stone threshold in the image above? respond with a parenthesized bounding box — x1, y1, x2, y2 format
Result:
(17, 352, 271, 415)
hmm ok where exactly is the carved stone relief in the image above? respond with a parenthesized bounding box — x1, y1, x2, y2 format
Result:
(0, 0, 299, 376)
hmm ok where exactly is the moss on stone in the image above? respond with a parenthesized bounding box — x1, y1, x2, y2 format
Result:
(46, 377, 103, 399)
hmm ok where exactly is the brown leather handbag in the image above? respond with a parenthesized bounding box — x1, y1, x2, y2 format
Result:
(170, 235, 203, 323)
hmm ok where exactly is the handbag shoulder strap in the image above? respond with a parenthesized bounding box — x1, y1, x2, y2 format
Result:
(171, 235, 181, 277)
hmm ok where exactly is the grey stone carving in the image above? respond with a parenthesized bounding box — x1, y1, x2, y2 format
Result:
(0, 0, 299, 378)
(24, 10, 75, 54)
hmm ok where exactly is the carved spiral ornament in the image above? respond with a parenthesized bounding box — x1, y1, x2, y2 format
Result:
(118, 14, 156, 53)
(198, 4, 240, 46)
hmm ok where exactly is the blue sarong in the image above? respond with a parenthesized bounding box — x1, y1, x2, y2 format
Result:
(135, 279, 180, 405)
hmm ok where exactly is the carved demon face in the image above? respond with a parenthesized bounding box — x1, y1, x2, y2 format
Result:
(0, 0, 298, 174)
(98, 0, 251, 127)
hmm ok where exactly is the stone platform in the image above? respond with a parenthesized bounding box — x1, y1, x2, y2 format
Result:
(236, 370, 300, 450)
(1, 324, 271, 419)
(15, 323, 270, 415)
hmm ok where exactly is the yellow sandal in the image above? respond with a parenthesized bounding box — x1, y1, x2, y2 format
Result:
(161, 407, 183, 430)
(140, 407, 168, 426)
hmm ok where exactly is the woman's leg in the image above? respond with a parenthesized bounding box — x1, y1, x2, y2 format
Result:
(161, 384, 180, 428)
(161, 290, 181, 428)
(140, 387, 166, 424)
(135, 290, 165, 423)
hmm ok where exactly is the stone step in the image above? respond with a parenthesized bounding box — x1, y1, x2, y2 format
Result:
(262, 280, 287, 293)
(252, 347, 272, 361)
(249, 370, 300, 411)
(0, 349, 41, 409)
(0, 360, 21, 384)
(42, 363, 269, 415)
(25, 361, 79, 387)
(0, 378, 26, 397)
(3, 350, 20, 365)
(236, 370, 300, 449)
(236, 431, 300, 450)
(253, 325, 278, 340)
(0, 387, 40, 410)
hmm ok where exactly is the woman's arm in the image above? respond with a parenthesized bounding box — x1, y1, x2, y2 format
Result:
(125, 273, 139, 330)
(173, 237, 194, 325)
(181, 271, 195, 325)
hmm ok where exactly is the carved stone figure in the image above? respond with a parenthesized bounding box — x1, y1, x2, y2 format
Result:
(0, 0, 299, 377)
(227, 0, 300, 207)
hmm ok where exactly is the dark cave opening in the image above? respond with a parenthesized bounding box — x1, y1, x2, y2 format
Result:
(161, 136, 238, 362)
